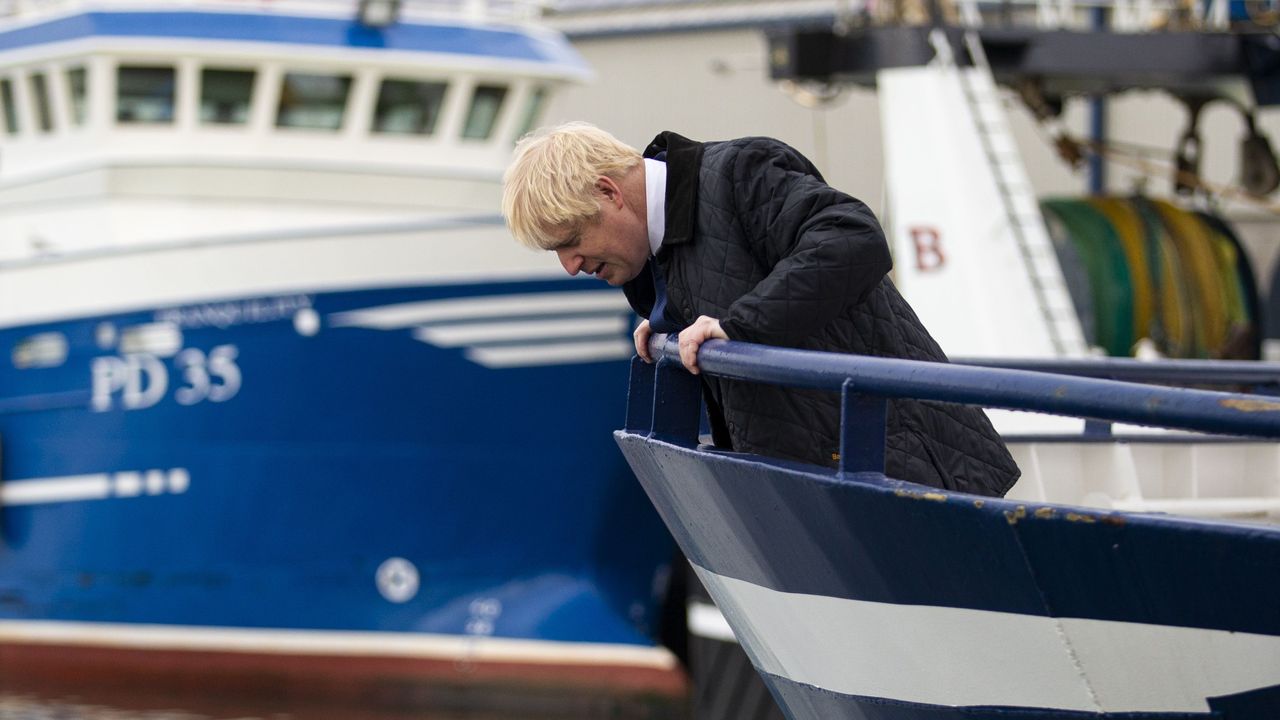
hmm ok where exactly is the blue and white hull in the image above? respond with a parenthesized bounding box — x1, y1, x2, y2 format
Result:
(617, 430, 1280, 719)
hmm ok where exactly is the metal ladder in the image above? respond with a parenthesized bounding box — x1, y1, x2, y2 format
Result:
(932, 10, 1088, 356)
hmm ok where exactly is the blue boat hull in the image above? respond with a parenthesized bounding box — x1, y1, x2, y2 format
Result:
(0, 280, 680, 703)
(616, 430, 1280, 719)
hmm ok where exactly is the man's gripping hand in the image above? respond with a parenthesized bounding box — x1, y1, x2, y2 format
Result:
(678, 316, 728, 375)
(633, 319, 654, 363)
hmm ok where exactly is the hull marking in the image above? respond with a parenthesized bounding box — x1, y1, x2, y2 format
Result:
(333, 291, 634, 368)
(414, 316, 627, 346)
(3, 469, 189, 506)
(328, 291, 630, 329)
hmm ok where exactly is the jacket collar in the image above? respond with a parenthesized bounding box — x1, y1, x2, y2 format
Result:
(644, 131, 703, 249)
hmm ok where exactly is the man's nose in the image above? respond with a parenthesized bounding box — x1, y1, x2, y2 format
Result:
(556, 249, 582, 275)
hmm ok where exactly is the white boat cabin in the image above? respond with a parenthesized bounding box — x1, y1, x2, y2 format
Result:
(0, 0, 584, 258)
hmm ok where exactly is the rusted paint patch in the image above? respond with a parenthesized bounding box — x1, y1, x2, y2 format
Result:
(1033, 507, 1056, 519)
(1065, 512, 1097, 523)
(1004, 506, 1027, 525)
(894, 488, 948, 502)
(1221, 397, 1280, 412)
(973, 499, 985, 508)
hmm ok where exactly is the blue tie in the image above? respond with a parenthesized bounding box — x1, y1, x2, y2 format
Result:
(649, 260, 682, 333)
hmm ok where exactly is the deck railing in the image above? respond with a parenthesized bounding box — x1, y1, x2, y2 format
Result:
(629, 335, 1280, 476)
(953, 356, 1280, 391)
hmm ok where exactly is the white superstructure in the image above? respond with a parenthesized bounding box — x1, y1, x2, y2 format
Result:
(0, 0, 586, 266)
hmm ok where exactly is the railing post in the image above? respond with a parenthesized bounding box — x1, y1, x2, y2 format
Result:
(1084, 419, 1113, 437)
(839, 378, 887, 475)
(650, 355, 702, 445)
(625, 356, 655, 433)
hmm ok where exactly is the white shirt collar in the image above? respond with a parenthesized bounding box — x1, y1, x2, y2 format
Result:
(644, 158, 666, 256)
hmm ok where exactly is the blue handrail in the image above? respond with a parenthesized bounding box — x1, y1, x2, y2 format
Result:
(952, 356, 1280, 388)
(632, 335, 1280, 475)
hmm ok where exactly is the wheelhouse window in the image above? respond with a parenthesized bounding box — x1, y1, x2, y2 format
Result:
(514, 86, 546, 140)
(0, 78, 17, 135)
(29, 72, 52, 132)
(66, 66, 87, 126)
(372, 78, 447, 136)
(276, 73, 351, 131)
(461, 84, 507, 140)
(117, 66, 176, 124)
(200, 68, 255, 125)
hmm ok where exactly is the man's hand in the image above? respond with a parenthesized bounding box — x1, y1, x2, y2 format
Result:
(678, 316, 728, 375)
(634, 319, 654, 363)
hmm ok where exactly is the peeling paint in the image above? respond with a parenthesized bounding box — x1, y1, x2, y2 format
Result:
(893, 489, 948, 502)
(973, 500, 985, 508)
(1004, 506, 1027, 525)
(1220, 397, 1280, 412)
(1034, 507, 1056, 519)
(1065, 512, 1098, 524)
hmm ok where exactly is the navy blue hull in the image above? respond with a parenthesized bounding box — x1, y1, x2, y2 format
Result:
(616, 431, 1280, 719)
(0, 280, 673, 650)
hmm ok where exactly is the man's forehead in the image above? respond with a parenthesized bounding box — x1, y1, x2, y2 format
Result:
(545, 224, 578, 250)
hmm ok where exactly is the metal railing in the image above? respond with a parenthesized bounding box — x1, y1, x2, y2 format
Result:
(627, 335, 1280, 476)
(954, 356, 1280, 390)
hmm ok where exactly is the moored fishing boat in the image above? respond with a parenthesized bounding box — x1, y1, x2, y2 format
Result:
(618, 340, 1280, 719)
(0, 1, 684, 714)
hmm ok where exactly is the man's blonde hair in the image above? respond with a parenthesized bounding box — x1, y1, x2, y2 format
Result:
(502, 121, 642, 250)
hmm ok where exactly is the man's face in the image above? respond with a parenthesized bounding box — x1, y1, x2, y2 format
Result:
(549, 175, 649, 287)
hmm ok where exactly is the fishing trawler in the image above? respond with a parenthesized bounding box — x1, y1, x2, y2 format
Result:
(0, 0, 684, 714)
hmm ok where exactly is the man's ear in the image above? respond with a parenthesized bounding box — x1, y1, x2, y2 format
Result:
(595, 176, 623, 208)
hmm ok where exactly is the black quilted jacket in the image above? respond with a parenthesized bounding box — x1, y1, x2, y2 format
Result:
(624, 131, 1020, 497)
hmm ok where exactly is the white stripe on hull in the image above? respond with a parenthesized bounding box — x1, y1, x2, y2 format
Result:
(694, 562, 1280, 713)
(333, 291, 634, 368)
(414, 316, 629, 346)
(2, 469, 190, 506)
(331, 291, 632, 330)
(0, 619, 679, 669)
(465, 339, 633, 368)
(1, 474, 111, 505)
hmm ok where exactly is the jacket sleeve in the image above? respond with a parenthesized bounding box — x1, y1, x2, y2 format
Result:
(716, 139, 892, 348)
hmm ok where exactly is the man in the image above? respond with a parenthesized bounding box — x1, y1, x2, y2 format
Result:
(502, 122, 1019, 497)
